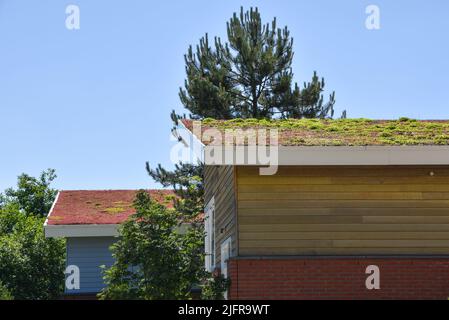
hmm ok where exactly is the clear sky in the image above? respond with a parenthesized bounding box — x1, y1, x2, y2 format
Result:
(1, 0, 448, 191)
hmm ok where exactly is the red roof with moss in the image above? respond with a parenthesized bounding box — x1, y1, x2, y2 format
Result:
(46, 190, 175, 225)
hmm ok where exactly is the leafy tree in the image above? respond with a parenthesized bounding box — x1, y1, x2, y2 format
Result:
(0, 281, 13, 300)
(201, 271, 230, 300)
(0, 169, 57, 217)
(0, 170, 65, 300)
(0, 205, 65, 299)
(180, 7, 340, 119)
(99, 191, 205, 300)
(146, 162, 204, 218)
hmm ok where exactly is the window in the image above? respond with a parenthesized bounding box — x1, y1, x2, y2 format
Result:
(205, 197, 215, 272)
(220, 237, 232, 300)
(220, 237, 232, 278)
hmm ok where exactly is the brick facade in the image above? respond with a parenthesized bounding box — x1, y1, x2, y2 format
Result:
(228, 257, 449, 300)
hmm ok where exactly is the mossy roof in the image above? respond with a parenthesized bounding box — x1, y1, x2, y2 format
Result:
(47, 190, 175, 225)
(182, 118, 449, 146)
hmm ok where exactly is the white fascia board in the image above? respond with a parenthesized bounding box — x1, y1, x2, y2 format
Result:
(45, 223, 192, 238)
(44, 224, 119, 238)
(278, 146, 449, 165)
(177, 120, 205, 163)
(43, 191, 60, 227)
(201, 145, 449, 166)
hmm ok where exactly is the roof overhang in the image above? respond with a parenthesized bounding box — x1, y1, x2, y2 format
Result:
(44, 192, 120, 238)
(179, 122, 449, 166)
(268, 145, 449, 166)
(44, 224, 119, 238)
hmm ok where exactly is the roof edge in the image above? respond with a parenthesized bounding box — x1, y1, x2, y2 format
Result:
(202, 145, 449, 166)
(44, 224, 119, 238)
(43, 191, 60, 227)
(178, 119, 205, 162)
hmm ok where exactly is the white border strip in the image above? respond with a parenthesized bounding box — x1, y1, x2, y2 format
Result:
(199, 145, 449, 166)
(44, 224, 119, 238)
(43, 191, 60, 227)
(277, 146, 449, 165)
(178, 120, 205, 163)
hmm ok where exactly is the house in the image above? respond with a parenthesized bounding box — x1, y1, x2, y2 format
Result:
(181, 118, 449, 300)
(44, 189, 174, 299)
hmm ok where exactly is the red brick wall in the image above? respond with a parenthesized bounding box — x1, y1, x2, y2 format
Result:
(228, 258, 449, 300)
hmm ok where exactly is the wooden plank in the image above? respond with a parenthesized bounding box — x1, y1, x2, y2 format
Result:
(238, 184, 449, 193)
(423, 193, 449, 200)
(238, 192, 424, 200)
(362, 216, 449, 224)
(237, 166, 449, 177)
(239, 208, 449, 217)
(239, 231, 449, 240)
(238, 176, 449, 185)
(241, 215, 449, 225)
(239, 223, 449, 232)
(240, 239, 334, 248)
(239, 239, 449, 248)
(333, 240, 449, 248)
(238, 200, 449, 209)
(239, 215, 363, 225)
(239, 247, 449, 256)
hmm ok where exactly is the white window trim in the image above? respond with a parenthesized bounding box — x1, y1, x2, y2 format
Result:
(205, 197, 215, 272)
(220, 237, 232, 300)
(220, 237, 232, 278)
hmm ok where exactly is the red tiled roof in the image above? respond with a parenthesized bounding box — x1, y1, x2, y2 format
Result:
(46, 190, 175, 225)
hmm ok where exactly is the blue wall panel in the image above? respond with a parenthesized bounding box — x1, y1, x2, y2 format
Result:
(66, 237, 116, 294)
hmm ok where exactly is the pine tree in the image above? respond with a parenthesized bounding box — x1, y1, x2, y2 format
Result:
(144, 8, 345, 296)
(179, 7, 340, 120)
(146, 162, 203, 219)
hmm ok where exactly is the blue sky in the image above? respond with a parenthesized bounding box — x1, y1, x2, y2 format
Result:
(1, 0, 448, 191)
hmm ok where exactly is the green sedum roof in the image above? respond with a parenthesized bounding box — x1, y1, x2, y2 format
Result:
(182, 118, 449, 146)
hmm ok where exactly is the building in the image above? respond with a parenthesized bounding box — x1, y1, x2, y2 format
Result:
(182, 118, 449, 300)
(44, 189, 174, 299)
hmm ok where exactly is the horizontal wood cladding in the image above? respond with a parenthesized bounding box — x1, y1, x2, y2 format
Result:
(237, 165, 449, 256)
(204, 166, 237, 267)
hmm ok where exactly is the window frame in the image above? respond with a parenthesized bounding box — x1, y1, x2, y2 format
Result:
(204, 197, 215, 272)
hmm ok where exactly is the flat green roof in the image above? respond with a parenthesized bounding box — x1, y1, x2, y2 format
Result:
(182, 118, 449, 146)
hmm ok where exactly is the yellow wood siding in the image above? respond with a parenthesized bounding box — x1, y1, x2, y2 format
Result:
(237, 166, 449, 256)
(204, 166, 237, 266)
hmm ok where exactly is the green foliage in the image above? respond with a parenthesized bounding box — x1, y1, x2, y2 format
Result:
(0, 169, 65, 300)
(0, 206, 65, 299)
(195, 118, 449, 146)
(99, 190, 206, 300)
(0, 169, 57, 217)
(201, 272, 231, 300)
(179, 7, 340, 120)
(0, 281, 13, 300)
(146, 162, 204, 218)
